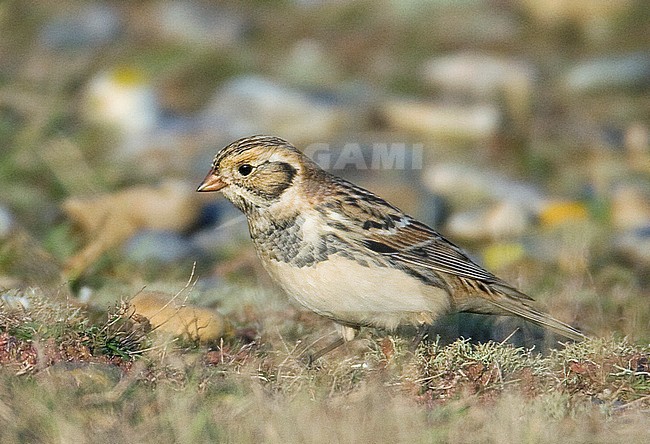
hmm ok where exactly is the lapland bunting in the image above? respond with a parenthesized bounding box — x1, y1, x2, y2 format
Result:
(198, 135, 585, 355)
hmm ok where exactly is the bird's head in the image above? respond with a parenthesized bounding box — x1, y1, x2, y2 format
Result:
(197, 135, 315, 213)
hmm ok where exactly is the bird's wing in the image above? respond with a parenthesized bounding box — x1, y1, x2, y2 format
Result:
(323, 180, 520, 291)
(320, 180, 586, 340)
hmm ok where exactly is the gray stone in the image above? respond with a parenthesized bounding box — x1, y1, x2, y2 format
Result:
(152, 2, 245, 48)
(615, 227, 650, 267)
(201, 76, 353, 142)
(124, 230, 196, 263)
(40, 4, 121, 49)
(423, 163, 547, 212)
(0, 206, 13, 239)
(564, 53, 650, 94)
(422, 52, 536, 107)
(380, 100, 500, 141)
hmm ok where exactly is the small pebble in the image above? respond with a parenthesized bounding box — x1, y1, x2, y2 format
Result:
(446, 202, 530, 241)
(153, 2, 245, 48)
(84, 67, 159, 137)
(0, 206, 13, 239)
(422, 52, 536, 118)
(201, 75, 350, 142)
(381, 100, 500, 141)
(124, 230, 195, 263)
(129, 291, 231, 343)
(615, 227, 650, 267)
(482, 242, 526, 271)
(610, 185, 650, 231)
(538, 201, 590, 227)
(564, 53, 650, 94)
(423, 163, 546, 211)
(40, 4, 121, 49)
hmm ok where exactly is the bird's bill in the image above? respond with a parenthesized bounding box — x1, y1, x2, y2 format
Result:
(197, 170, 227, 192)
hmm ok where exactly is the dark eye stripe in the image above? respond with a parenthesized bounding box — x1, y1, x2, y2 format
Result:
(243, 161, 297, 200)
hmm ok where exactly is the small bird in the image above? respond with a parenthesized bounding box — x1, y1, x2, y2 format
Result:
(198, 135, 585, 357)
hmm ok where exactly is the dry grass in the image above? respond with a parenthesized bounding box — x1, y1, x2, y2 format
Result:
(0, 289, 648, 444)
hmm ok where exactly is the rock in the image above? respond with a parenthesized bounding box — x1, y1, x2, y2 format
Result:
(280, 39, 342, 86)
(380, 100, 500, 141)
(446, 202, 531, 241)
(538, 201, 590, 227)
(40, 4, 121, 49)
(0, 206, 13, 239)
(423, 163, 547, 211)
(201, 76, 353, 143)
(0, 290, 30, 310)
(84, 67, 210, 168)
(517, 0, 636, 41)
(151, 2, 245, 48)
(615, 227, 650, 267)
(482, 242, 526, 271)
(124, 230, 196, 263)
(422, 52, 536, 118)
(625, 123, 650, 173)
(610, 185, 650, 231)
(419, 193, 450, 229)
(84, 67, 159, 137)
(190, 201, 249, 253)
(63, 181, 204, 277)
(564, 53, 650, 94)
(129, 291, 231, 343)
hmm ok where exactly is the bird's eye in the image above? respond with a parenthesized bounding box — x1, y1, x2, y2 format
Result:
(238, 164, 253, 176)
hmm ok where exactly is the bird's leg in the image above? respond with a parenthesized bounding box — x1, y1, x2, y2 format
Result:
(300, 325, 358, 365)
(410, 324, 429, 352)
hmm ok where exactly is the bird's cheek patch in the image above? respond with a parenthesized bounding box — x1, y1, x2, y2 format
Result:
(252, 162, 297, 199)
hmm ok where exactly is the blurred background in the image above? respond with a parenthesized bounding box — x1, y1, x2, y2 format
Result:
(0, 0, 648, 343)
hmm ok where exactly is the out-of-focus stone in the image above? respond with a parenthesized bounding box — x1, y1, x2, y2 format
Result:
(124, 230, 196, 263)
(0, 206, 13, 239)
(201, 76, 351, 143)
(0, 290, 30, 310)
(40, 4, 121, 49)
(387, 2, 519, 45)
(422, 52, 536, 119)
(482, 242, 526, 271)
(63, 181, 204, 277)
(84, 67, 159, 137)
(152, 2, 245, 48)
(446, 202, 531, 241)
(190, 200, 249, 253)
(381, 100, 500, 141)
(538, 201, 590, 227)
(615, 227, 650, 267)
(423, 163, 546, 211)
(280, 39, 342, 86)
(610, 185, 650, 231)
(419, 193, 450, 229)
(129, 291, 231, 343)
(517, 0, 635, 41)
(564, 53, 650, 94)
(625, 123, 650, 173)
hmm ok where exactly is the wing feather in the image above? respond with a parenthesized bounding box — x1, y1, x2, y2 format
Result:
(323, 178, 529, 296)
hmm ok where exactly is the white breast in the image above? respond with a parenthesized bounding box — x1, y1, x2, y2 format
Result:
(261, 254, 451, 330)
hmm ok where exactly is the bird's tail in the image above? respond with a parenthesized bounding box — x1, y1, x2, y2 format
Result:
(490, 291, 587, 342)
